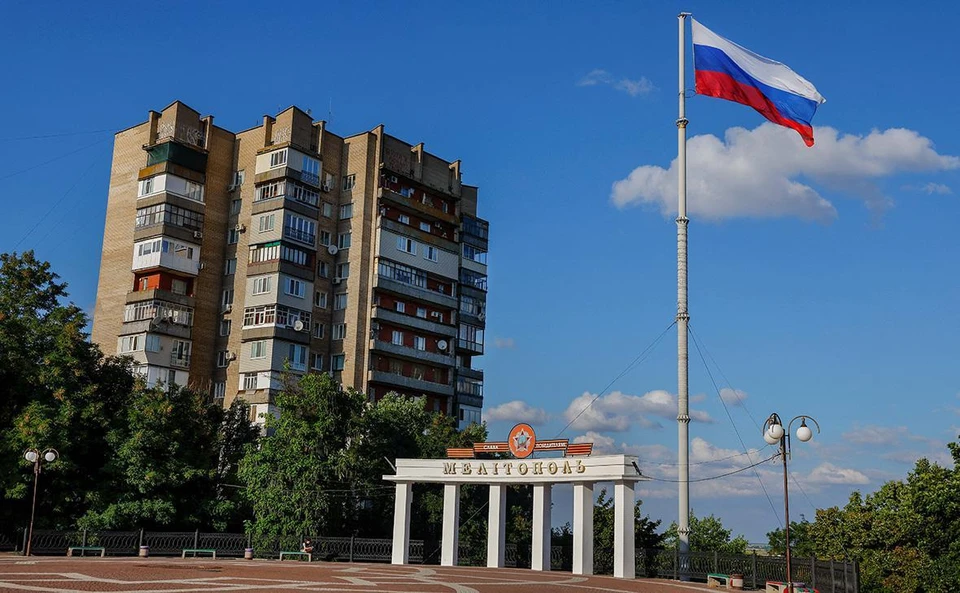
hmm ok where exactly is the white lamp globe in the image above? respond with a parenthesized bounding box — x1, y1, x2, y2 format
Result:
(764, 431, 779, 445)
(44, 451, 57, 462)
(767, 423, 785, 442)
(796, 424, 814, 442)
(24, 451, 38, 463)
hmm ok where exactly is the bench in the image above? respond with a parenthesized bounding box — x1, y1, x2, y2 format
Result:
(707, 573, 730, 588)
(67, 546, 105, 557)
(279, 551, 312, 562)
(181, 548, 217, 558)
(766, 582, 818, 593)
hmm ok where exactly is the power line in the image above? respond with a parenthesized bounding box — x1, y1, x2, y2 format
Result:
(638, 444, 773, 467)
(558, 321, 676, 437)
(0, 137, 109, 183)
(0, 128, 114, 142)
(689, 326, 783, 527)
(641, 453, 778, 483)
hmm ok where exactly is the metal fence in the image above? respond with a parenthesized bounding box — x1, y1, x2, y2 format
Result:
(14, 530, 859, 592)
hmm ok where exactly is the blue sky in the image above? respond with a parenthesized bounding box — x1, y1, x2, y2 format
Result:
(3, 2, 959, 542)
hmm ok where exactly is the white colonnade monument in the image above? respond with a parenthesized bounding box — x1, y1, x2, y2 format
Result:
(384, 423, 645, 578)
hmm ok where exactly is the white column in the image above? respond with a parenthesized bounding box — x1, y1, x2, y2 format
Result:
(441, 484, 460, 567)
(486, 484, 507, 568)
(391, 482, 412, 565)
(572, 482, 594, 575)
(613, 480, 636, 579)
(531, 483, 552, 571)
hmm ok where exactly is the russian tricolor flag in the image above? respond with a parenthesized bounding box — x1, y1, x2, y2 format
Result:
(692, 19, 825, 146)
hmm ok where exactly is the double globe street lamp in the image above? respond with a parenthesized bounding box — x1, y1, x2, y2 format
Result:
(23, 448, 59, 556)
(763, 414, 820, 593)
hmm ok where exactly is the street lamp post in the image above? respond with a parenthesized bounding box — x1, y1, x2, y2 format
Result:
(763, 414, 820, 593)
(23, 448, 59, 556)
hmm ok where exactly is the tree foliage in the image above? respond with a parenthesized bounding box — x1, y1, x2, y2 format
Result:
(766, 516, 816, 558)
(663, 510, 748, 553)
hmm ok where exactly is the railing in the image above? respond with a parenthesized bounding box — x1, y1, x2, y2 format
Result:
(298, 170, 320, 187)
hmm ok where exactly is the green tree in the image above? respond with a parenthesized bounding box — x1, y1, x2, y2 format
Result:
(766, 516, 816, 557)
(663, 510, 748, 553)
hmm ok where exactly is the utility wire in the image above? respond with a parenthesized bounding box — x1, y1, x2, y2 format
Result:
(0, 137, 109, 183)
(689, 326, 783, 528)
(638, 444, 772, 467)
(641, 453, 779, 483)
(558, 321, 676, 437)
(690, 325, 765, 434)
(0, 128, 114, 142)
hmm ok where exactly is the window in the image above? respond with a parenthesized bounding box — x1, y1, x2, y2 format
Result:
(255, 180, 284, 202)
(221, 289, 234, 307)
(284, 277, 305, 298)
(219, 319, 231, 336)
(461, 269, 488, 291)
(284, 213, 316, 244)
(389, 359, 403, 374)
(224, 258, 236, 275)
(259, 213, 275, 232)
(318, 230, 331, 246)
(135, 203, 204, 230)
(400, 187, 414, 198)
(302, 156, 320, 177)
(416, 307, 427, 319)
(216, 351, 229, 367)
(234, 170, 245, 187)
(414, 336, 426, 351)
(184, 181, 204, 202)
(463, 244, 488, 265)
(392, 330, 404, 346)
(171, 340, 190, 360)
(252, 276, 272, 295)
(288, 344, 307, 371)
(250, 340, 267, 359)
(419, 221, 431, 233)
(378, 259, 427, 289)
(315, 291, 328, 308)
(118, 334, 142, 353)
(290, 182, 319, 207)
(395, 301, 406, 313)
(318, 262, 329, 278)
(336, 263, 349, 279)
(270, 149, 287, 168)
(243, 373, 258, 390)
(398, 214, 410, 225)
(227, 228, 240, 244)
(230, 199, 242, 214)
(280, 244, 310, 266)
(331, 354, 345, 371)
(334, 293, 347, 310)
(311, 353, 324, 370)
(144, 334, 161, 352)
(213, 381, 226, 399)
(138, 177, 155, 196)
(397, 237, 417, 255)
(342, 174, 356, 191)
(411, 365, 425, 380)
(424, 246, 439, 262)
(340, 203, 353, 219)
(322, 202, 333, 218)
(171, 278, 188, 295)
(333, 323, 346, 340)
(313, 322, 324, 339)
(338, 232, 351, 249)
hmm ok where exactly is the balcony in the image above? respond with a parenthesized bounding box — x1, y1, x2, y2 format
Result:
(457, 366, 484, 381)
(297, 169, 320, 187)
(170, 353, 191, 369)
(456, 392, 484, 409)
(121, 318, 192, 340)
(457, 338, 484, 355)
(379, 187, 457, 225)
(368, 370, 454, 396)
(374, 274, 457, 309)
(132, 250, 200, 277)
(283, 226, 315, 246)
(371, 306, 456, 337)
(369, 339, 455, 367)
(145, 139, 208, 172)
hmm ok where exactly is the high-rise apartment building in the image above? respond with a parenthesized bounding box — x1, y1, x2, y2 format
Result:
(92, 101, 488, 428)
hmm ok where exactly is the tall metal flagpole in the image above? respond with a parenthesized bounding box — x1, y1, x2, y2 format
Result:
(676, 11, 691, 557)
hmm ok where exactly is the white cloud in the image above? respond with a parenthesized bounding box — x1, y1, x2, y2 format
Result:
(577, 69, 655, 97)
(842, 425, 909, 446)
(807, 462, 870, 485)
(719, 388, 748, 407)
(611, 123, 959, 222)
(573, 432, 675, 464)
(493, 337, 516, 349)
(484, 400, 548, 424)
(690, 437, 763, 464)
(563, 390, 713, 432)
(903, 182, 953, 195)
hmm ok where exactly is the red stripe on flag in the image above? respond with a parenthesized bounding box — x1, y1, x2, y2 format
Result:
(695, 70, 815, 146)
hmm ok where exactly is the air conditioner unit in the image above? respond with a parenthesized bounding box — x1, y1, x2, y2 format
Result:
(225, 351, 237, 361)
(389, 175, 398, 183)
(193, 230, 203, 239)
(332, 277, 343, 285)
(234, 223, 246, 232)
(222, 304, 232, 313)
(430, 311, 442, 319)
(227, 184, 239, 192)
(321, 182, 332, 192)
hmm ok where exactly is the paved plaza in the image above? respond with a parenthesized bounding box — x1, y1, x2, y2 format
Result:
(0, 556, 720, 593)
